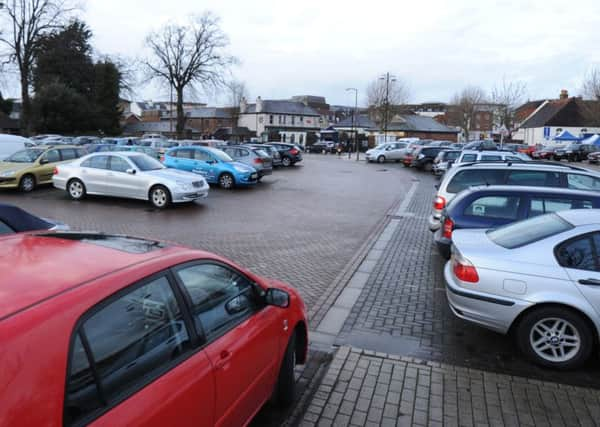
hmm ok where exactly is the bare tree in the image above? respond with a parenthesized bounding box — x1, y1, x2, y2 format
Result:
(0, 0, 76, 135)
(366, 75, 410, 131)
(225, 79, 249, 108)
(581, 68, 600, 124)
(448, 86, 487, 141)
(491, 77, 527, 130)
(144, 12, 236, 137)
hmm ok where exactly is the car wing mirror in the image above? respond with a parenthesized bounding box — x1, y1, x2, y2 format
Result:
(126, 168, 136, 174)
(265, 288, 290, 308)
(206, 159, 215, 164)
(225, 294, 251, 315)
(39, 158, 48, 165)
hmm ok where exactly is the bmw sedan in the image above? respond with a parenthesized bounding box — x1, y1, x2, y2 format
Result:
(53, 152, 209, 208)
(445, 209, 600, 369)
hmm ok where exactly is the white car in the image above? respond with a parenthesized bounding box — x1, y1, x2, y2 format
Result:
(446, 210, 600, 369)
(454, 150, 530, 165)
(0, 134, 34, 160)
(53, 152, 209, 208)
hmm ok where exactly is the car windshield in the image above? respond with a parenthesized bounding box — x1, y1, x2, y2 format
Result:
(5, 148, 44, 163)
(487, 213, 574, 249)
(129, 155, 164, 171)
(206, 148, 233, 162)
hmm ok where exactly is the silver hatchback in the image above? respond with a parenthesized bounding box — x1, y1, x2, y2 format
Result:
(222, 146, 273, 179)
(445, 209, 600, 369)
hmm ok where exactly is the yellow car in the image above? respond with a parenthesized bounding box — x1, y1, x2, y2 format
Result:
(0, 145, 86, 192)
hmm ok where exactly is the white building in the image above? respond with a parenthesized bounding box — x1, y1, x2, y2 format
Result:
(238, 97, 320, 146)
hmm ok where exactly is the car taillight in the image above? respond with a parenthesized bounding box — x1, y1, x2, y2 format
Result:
(290, 148, 299, 155)
(442, 217, 454, 239)
(254, 158, 263, 164)
(433, 196, 446, 210)
(160, 155, 165, 162)
(452, 252, 479, 283)
(53, 167, 59, 175)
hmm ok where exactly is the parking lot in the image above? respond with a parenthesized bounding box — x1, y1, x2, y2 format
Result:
(4, 153, 600, 424)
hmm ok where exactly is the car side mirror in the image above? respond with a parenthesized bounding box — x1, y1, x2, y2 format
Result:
(126, 168, 136, 174)
(225, 294, 251, 315)
(39, 158, 48, 165)
(265, 288, 290, 308)
(206, 159, 215, 164)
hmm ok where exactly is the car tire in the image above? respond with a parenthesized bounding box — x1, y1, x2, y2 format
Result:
(149, 185, 171, 209)
(272, 333, 296, 407)
(19, 174, 36, 193)
(67, 179, 86, 201)
(377, 155, 385, 163)
(516, 306, 594, 370)
(281, 156, 292, 167)
(423, 161, 433, 172)
(218, 173, 235, 189)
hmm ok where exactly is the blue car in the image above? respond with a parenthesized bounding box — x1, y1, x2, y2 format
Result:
(164, 146, 258, 189)
(435, 185, 600, 259)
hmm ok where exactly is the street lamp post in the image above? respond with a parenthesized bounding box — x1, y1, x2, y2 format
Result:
(346, 88, 358, 161)
(379, 72, 396, 143)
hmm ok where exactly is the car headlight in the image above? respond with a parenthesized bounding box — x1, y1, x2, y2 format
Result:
(175, 180, 194, 191)
(0, 170, 16, 177)
(233, 165, 250, 173)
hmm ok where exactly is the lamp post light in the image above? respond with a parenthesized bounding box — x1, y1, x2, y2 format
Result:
(346, 87, 359, 161)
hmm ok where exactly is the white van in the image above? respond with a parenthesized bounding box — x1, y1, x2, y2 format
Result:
(0, 134, 34, 160)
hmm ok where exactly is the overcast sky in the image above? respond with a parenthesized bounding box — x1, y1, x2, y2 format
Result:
(5, 0, 600, 106)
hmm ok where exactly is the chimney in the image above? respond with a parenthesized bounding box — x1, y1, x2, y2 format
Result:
(256, 96, 263, 113)
(559, 89, 569, 100)
(240, 97, 247, 114)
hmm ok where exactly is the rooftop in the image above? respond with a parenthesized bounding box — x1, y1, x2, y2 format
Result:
(245, 100, 320, 116)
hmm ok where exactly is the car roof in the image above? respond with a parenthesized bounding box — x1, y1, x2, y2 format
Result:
(0, 233, 190, 320)
(453, 161, 597, 173)
(557, 209, 600, 226)
(461, 185, 600, 198)
(460, 150, 516, 155)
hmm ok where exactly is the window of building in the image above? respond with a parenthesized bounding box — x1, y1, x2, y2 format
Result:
(269, 115, 273, 124)
(290, 134, 295, 143)
(291, 116, 295, 125)
(299, 134, 304, 144)
(282, 134, 287, 142)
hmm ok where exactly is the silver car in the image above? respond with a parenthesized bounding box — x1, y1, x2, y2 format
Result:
(365, 142, 408, 163)
(53, 152, 209, 208)
(222, 145, 273, 179)
(445, 209, 600, 369)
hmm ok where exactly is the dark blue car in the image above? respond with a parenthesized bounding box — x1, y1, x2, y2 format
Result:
(0, 203, 69, 235)
(435, 185, 600, 258)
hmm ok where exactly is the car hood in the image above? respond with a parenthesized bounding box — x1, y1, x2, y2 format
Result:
(0, 162, 32, 173)
(230, 161, 255, 172)
(145, 168, 204, 182)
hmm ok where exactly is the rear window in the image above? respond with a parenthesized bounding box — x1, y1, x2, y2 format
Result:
(464, 196, 520, 220)
(447, 169, 505, 194)
(461, 154, 477, 162)
(487, 213, 573, 249)
(506, 171, 561, 187)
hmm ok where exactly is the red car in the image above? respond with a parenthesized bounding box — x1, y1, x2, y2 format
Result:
(0, 232, 308, 426)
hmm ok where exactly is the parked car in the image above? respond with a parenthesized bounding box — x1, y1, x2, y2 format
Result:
(115, 145, 161, 160)
(428, 162, 600, 232)
(554, 143, 599, 162)
(307, 141, 336, 154)
(0, 231, 308, 425)
(0, 203, 69, 234)
(462, 140, 498, 151)
(445, 209, 600, 369)
(0, 134, 34, 160)
(433, 150, 461, 176)
(365, 142, 408, 163)
(246, 144, 282, 167)
(0, 145, 86, 192)
(53, 152, 209, 208)
(268, 143, 303, 167)
(516, 144, 537, 156)
(401, 145, 423, 166)
(588, 151, 600, 164)
(450, 143, 465, 150)
(85, 143, 120, 153)
(222, 145, 273, 179)
(532, 145, 559, 160)
(72, 136, 100, 146)
(164, 146, 258, 189)
(410, 146, 446, 171)
(435, 185, 600, 258)
(454, 150, 530, 165)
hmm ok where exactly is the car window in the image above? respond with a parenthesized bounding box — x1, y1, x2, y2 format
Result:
(464, 196, 520, 219)
(109, 156, 131, 173)
(60, 148, 78, 160)
(556, 235, 598, 272)
(65, 276, 190, 425)
(0, 219, 14, 235)
(175, 263, 260, 340)
(461, 154, 477, 162)
(487, 213, 573, 249)
(506, 171, 561, 187)
(567, 174, 600, 191)
(175, 149, 193, 159)
(530, 198, 593, 217)
(81, 155, 109, 170)
(447, 151, 460, 160)
(447, 170, 505, 194)
(43, 149, 60, 163)
(239, 149, 250, 157)
(194, 150, 211, 161)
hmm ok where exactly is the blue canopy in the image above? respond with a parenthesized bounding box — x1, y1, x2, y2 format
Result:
(581, 134, 600, 146)
(553, 130, 581, 141)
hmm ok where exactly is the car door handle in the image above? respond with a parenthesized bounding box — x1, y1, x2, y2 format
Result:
(578, 278, 600, 286)
(214, 350, 232, 369)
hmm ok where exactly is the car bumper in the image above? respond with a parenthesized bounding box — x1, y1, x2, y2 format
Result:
(172, 188, 209, 203)
(258, 168, 273, 177)
(433, 230, 451, 259)
(444, 262, 529, 334)
(236, 173, 258, 185)
(52, 177, 67, 190)
(0, 177, 18, 189)
(428, 214, 441, 232)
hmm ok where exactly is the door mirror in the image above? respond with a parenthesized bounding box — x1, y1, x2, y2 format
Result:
(126, 168, 136, 175)
(265, 288, 290, 308)
(225, 294, 251, 315)
(206, 159, 215, 164)
(39, 158, 48, 165)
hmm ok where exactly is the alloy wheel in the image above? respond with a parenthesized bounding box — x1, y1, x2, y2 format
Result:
(69, 181, 83, 199)
(529, 317, 581, 363)
(152, 188, 168, 207)
(21, 175, 35, 192)
(220, 174, 234, 189)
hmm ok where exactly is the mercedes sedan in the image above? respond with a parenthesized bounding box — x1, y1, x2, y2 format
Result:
(445, 209, 600, 370)
(53, 152, 209, 208)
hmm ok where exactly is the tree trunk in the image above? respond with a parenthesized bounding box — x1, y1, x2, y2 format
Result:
(176, 87, 185, 138)
(20, 72, 31, 136)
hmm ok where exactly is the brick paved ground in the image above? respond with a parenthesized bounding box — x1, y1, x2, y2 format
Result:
(301, 347, 600, 427)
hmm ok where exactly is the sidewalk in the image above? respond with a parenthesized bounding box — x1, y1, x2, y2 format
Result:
(300, 347, 600, 427)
